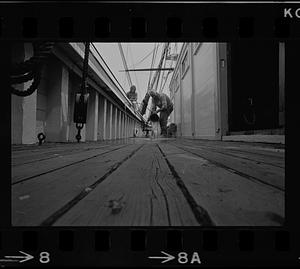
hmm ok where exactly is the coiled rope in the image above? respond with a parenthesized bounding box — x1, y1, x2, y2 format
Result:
(10, 42, 54, 97)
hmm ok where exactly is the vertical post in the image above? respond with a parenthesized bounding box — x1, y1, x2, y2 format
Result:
(45, 63, 70, 142)
(124, 114, 127, 138)
(60, 66, 70, 142)
(120, 111, 124, 138)
(109, 103, 113, 140)
(218, 43, 229, 138)
(118, 110, 122, 139)
(94, 92, 99, 140)
(215, 43, 223, 140)
(125, 116, 127, 138)
(86, 90, 99, 141)
(129, 118, 131, 137)
(74, 42, 90, 143)
(103, 98, 107, 140)
(122, 113, 124, 138)
(128, 117, 131, 137)
(114, 107, 118, 139)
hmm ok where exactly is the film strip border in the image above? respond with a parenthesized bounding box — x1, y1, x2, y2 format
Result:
(2, 1, 300, 267)
(0, 229, 299, 266)
(0, 3, 300, 40)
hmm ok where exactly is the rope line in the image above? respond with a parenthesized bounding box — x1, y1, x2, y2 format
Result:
(10, 42, 54, 96)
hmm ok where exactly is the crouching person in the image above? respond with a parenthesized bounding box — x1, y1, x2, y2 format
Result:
(149, 90, 174, 137)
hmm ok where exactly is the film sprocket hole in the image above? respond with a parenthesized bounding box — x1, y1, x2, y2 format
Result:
(1, 1, 299, 267)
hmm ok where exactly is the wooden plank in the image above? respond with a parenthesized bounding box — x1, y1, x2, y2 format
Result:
(11, 143, 96, 166)
(12, 143, 130, 184)
(222, 134, 284, 144)
(173, 141, 284, 191)
(12, 144, 142, 226)
(177, 141, 284, 168)
(12, 139, 127, 157)
(54, 143, 200, 226)
(12, 142, 87, 154)
(180, 139, 285, 158)
(158, 143, 284, 226)
(11, 143, 119, 166)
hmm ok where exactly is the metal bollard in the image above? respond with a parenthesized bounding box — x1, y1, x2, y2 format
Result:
(37, 132, 46, 145)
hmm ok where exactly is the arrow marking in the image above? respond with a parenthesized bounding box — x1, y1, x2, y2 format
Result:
(148, 251, 175, 264)
(4, 251, 34, 263)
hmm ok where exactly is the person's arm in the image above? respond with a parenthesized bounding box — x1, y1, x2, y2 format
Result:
(151, 105, 156, 113)
(156, 95, 167, 113)
(151, 99, 157, 113)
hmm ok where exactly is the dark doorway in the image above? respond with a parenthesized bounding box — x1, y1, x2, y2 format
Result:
(227, 41, 279, 132)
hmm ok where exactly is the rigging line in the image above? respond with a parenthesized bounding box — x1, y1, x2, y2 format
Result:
(153, 43, 168, 92)
(160, 45, 174, 93)
(118, 43, 133, 87)
(126, 43, 131, 89)
(122, 68, 126, 89)
(125, 43, 129, 89)
(161, 69, 171, 93)
(127, 46, 158, 69)
(91, 43, 127, 96)
(125, 43, 130, 88)
(128, 43, 140, 95)
(148, 43, 159, 90)
(147, 43, 156, 89)
(149, 43, 161, 92)
(159, 45, 168, 93)
(156, 43, 169, 92)
(147, 43, 157, 91)
(91, 43, 133, 111)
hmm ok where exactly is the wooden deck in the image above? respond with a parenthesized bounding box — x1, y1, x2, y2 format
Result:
(11, 138, 285, 226)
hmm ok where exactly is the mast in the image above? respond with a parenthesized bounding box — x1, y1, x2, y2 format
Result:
(140, 43, 170, 116)
(148, 43, 169, 93)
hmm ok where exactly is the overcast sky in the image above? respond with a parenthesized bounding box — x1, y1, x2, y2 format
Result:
(93, 43, 182, 105)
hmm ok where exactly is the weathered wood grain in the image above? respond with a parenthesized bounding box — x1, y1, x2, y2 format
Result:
(179, 139, 285, 158)
(12, 144, 131, 184)
(12, 140, 129, 164)
(12, 144, 141, 226)
(54, 143, 199, 226)
(173, 142, 284, 191)
(12, 144, 113, 166)
(11, 138, 285, 226)
(177, 140, 284, 168)
(158, 143, 284, 226)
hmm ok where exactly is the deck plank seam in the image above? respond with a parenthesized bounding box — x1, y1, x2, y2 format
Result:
(12, 145, 114, 166)
(12, 144, 131, 186)
(179, 140, 285, 159)
(39, 144, 144, 226)
(176, 143, 284, 169)
(157, 144, 215, 227)
(153, 157, 171, 226)
(172, 144, 284, 192)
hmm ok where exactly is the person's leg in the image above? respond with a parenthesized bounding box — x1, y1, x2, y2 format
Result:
(159, 111, 168, 136)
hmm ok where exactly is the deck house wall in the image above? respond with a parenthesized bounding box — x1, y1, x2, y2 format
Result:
(170, 43, 219, 140)
(193, 43, 219, 139)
